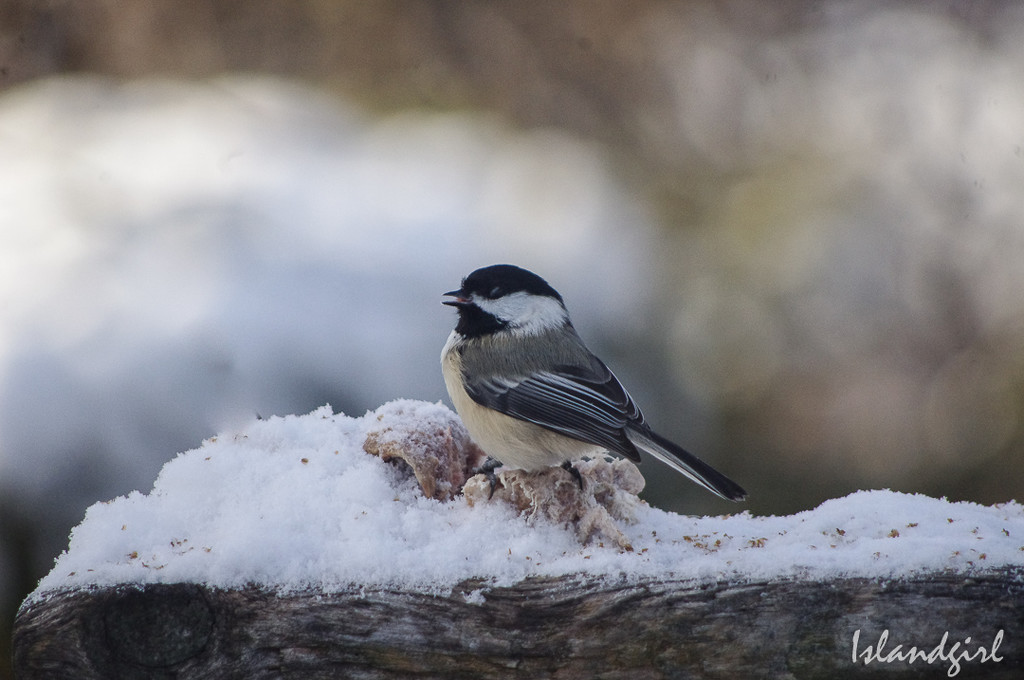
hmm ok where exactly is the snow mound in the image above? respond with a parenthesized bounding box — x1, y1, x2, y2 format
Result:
(32, 401, 1024, 600)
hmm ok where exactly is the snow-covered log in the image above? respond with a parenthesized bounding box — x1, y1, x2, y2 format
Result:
(13, 401, 1024, 677)
(13, 568, 1022, 679)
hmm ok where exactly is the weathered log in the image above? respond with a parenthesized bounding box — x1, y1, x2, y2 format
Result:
(14, 568, 1022, 679)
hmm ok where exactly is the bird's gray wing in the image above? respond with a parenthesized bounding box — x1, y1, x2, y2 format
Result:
(462, 358, 644, 460)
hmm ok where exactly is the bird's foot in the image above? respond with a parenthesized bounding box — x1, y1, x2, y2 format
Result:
(561, 460, 584, 491)
(474, 457, 503, 498)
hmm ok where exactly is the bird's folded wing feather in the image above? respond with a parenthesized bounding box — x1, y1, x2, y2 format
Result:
(462, 360, 644, 460)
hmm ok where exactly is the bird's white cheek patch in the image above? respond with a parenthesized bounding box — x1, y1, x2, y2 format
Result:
(474, 292, 567, 334)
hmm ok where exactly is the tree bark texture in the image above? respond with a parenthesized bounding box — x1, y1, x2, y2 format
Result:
(14, 568, 1023, 679)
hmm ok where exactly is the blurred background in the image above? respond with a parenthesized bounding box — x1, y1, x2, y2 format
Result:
(3, 1, 1024, 674)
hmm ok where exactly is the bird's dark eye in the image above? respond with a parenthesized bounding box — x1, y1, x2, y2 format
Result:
(488, 286, 502, 298)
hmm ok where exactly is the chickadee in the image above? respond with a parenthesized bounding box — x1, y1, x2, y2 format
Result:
(441, 264, 746, 502)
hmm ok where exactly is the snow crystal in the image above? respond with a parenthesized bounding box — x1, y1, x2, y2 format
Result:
(30, 401, 1024, 601)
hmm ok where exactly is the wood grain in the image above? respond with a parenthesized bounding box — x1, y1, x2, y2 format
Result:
(14, 568, 1023, 679)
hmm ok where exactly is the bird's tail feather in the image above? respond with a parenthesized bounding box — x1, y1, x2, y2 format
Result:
(625, 427, 747, 502)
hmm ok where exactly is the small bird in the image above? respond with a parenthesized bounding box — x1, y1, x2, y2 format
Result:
(441, 264, 746, 502)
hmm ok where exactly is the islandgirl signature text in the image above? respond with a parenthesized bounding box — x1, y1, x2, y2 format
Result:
(852, 628, 1004, 677)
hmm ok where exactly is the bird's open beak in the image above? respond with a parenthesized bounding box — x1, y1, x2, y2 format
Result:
(442, 290, 470, 306)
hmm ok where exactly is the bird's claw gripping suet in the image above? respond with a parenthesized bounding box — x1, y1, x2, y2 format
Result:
(475, 457, 503, 498)
(561, 460, 584, 491)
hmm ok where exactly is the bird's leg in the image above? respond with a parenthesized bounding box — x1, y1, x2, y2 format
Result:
(561, 460, 584, 491)
(474, 457, 502, 498)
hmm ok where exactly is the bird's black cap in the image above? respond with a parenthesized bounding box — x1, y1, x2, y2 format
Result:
(448, 264, 563, 303)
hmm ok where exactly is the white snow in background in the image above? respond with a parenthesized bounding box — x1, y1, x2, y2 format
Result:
(0, 76, 657, 541)
(31, 401, 1024, 600)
